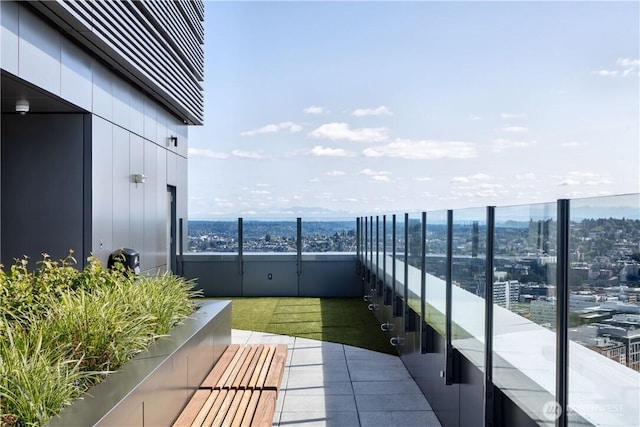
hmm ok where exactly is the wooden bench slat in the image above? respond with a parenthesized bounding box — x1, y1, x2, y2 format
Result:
(254, 345, 276, 389)
(231, 345, 259, 389)
(215, 345, 250, 390)
(238, 345, 265, 389)
(221, 389, 247, 427)
(252, 390, 278, 427)
(171, 389, 211, 427)
(219, 345, 254, 389)
(190, 389, 220, 427)
(247, 345, 271, 390)
(264, 344, 288, 390)
(200, 345, 240, 389)
(210, 389, 237, 426)
(230, 390, 254, 427)
(239, 390, 262, 427)
(202, 389, 229, 426)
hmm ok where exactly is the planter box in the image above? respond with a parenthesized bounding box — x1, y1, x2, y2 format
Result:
(44, 301, 231, 427)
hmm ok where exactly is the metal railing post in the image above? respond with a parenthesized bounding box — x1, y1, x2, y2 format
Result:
(556, 200, 570, 427)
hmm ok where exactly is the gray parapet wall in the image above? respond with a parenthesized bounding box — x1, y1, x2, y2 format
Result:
(44, 301, 232, 427)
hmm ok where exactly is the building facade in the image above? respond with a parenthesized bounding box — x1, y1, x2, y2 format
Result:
(0, 1, 203, 273)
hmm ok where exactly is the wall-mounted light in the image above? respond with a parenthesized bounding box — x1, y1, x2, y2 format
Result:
(16, 99, 29, 115)
(169, 135, 178, 147)
(133, 174, 147, 184)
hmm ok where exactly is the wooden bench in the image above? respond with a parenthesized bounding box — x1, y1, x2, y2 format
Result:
(172, 344, 288, 427)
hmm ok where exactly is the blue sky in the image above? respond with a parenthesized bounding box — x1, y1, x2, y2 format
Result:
(188, 1, 639, 220)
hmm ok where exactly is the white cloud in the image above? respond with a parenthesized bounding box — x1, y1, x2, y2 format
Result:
(188, 148, 229, 159)
(413, 176, 432, 182)
(515, 173, 536, 181)
(309, 178, 320, 183)
(491, 138, 535, 153)
(351, 106, 394, 117)
(470, 115, 482, 121)
(592, 69, 619, 77)
(500, 113, 526, 119)
(559, 171, 612, 187)
(362, 138, 478, 160)
(501, 126, 528, 133)
(370, 175, 391, 182)
(304, 105, 330, 115)
(325, 170, 347, 176)
(359, 168, 391, 176)
(250, 189, 271, 195)
(451, 173, 492, 183)
(593, 58, 639, 78)
(308, 122, 389, 143)
(231, 149, 265, 159)
(309, 145, 353, 157)
(241, 121, 302, 136)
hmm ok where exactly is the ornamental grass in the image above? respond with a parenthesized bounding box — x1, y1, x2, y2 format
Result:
(0, 253, 201, 427)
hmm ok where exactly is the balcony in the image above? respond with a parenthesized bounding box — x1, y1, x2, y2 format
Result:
(183, 193, 640, 426)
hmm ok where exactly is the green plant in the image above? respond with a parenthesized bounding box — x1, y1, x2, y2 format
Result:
(0, 320, 90, 427)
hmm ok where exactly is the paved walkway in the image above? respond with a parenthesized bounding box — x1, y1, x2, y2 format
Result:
(232, 330, 442, 427)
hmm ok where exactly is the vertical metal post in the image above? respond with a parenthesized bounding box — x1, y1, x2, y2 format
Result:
(383, 215, 387, 299)
(178, 218, 184, 276)
(484, 206, 496, 426)
(370, 216, 374, 276)
(445, 209, 455, 385)
(356, 217, 361, 275)
(404, 213, 410, 331)
(392, 214, 398, 316)
(365, 216, 369, 285)
(421, 211, 427, 353)
(238, 217, 243, 295)
(297, 217, 302, 296)
(375, 216, 380, 293)
(556, 200, 570, 427)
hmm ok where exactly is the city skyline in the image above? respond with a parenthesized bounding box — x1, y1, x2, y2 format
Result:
(189, 1, 639, 220)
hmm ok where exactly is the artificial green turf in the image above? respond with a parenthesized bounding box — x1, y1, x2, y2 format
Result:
(209, 297, 397, 355)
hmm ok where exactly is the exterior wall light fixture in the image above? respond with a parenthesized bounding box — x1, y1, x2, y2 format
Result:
(133, 174, 147, 184)
(16, 99, 29, 115)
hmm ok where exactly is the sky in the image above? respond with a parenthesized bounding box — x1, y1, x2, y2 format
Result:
(188, 1, 640, 220)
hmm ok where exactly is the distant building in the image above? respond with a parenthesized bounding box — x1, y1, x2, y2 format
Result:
(494, 280, 520, 310)
(530, 298, 557, 328)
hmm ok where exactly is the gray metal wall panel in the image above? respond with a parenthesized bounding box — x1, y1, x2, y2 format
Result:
(60, 36, 93, 111)
(167, 151, 177, 186)
(299, 260, 361, 297)
(243, 260, 298, 296)
(129, 134, 145, 261)
(182, 260, 242, 297)
(177, 156, 188, 249)
(112, 127, 131, 250)
(143, 97, 157, 143)
(143, 141, 158, 271)
(18, 8, 61, 96)
(1, 114, 84, 265)
(156, 147, 168, 271)
(1, 1, 20, 75)
(92, 62, 113, 122)
(92, 116, 114, 264)
(129, 89, 144, 137)
(112, 78, 131, 130)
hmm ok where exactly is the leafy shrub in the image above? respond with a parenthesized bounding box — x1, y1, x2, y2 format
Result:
(0, 255, 201, 426)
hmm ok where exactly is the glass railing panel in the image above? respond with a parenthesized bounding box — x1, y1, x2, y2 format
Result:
(300, 219, 356, 253)
(243, 219, 297, 253)
(385, 215, 395, 293)
(451, 207, 487, 370)
(407, 212, 422, 313)
(396, 214, 408, 304)
(187, 219, 239, 253)
(493, 202, 557, 426)
(425, 210, 448, 335)
(568, 194, 640, 426)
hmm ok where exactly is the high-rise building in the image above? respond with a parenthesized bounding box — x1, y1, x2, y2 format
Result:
(0, 1, 203, 273)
